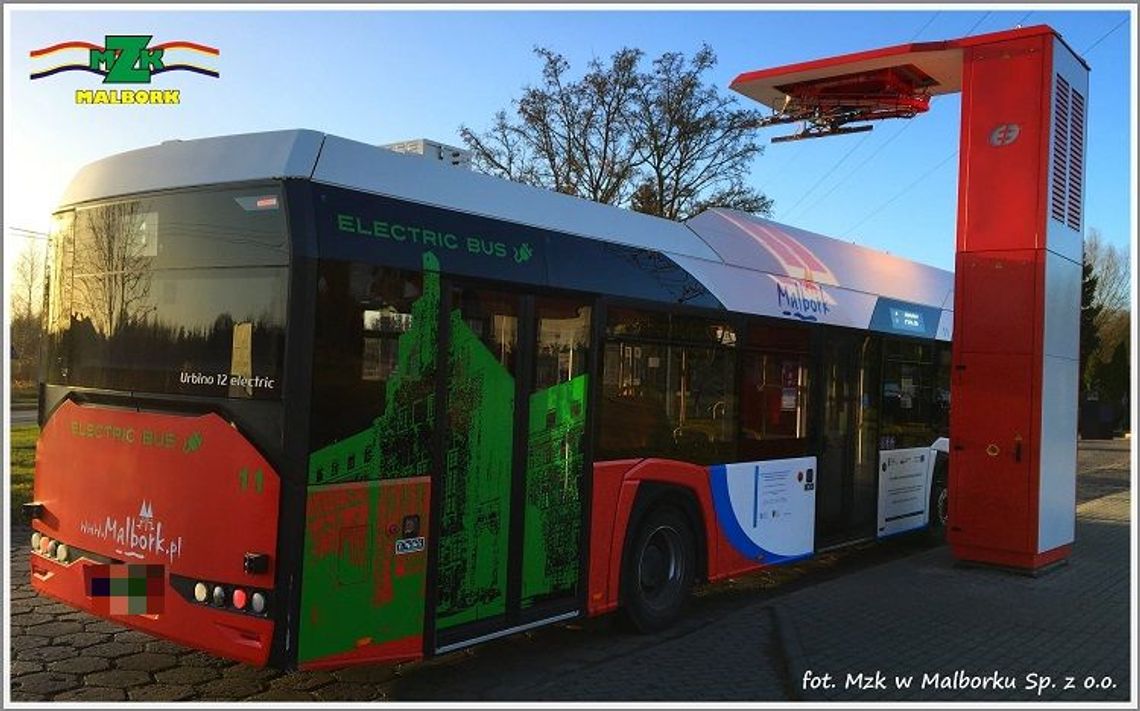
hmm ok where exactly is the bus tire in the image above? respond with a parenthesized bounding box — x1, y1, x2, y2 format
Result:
(928, 455, 949, 542)
(620, 504, 696, 633)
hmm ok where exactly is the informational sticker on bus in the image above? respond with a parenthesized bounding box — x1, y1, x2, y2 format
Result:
(395, 536, 426, 555)
(781, 361, 799, 411)
(877, 447, 932, 537)
(709, 457, 816, 564)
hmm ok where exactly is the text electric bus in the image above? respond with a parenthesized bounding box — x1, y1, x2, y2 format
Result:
(29, 130, 952, 669)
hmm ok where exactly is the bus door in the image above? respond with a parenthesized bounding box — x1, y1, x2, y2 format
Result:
(814, 331, 877, 546)
(431, 285, 590, 653)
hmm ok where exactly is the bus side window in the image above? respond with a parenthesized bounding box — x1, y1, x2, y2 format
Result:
(311, 261, 423, 454)
(598, 342, 673, 459)
(739, 320, 811, 461)
(533, 299, 590, 391)
(667, 345, 737, 464)
(933, 343, 952, 437)
(597, 309, 737, 465)
(880, 338, 936, 449)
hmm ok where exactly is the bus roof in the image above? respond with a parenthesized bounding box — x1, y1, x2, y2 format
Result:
(59, 129, 953, 339)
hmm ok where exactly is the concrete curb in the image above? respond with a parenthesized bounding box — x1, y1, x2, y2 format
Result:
(769, 604, 815, 702)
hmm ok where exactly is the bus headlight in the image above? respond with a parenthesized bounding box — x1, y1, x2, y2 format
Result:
(251, 592, 266, 614)
(193, 582, 209, 603)
(55, 544, 69, 562)
(31, 532, 41, 551)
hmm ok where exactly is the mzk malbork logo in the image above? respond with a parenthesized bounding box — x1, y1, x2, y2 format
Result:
(29, 35, 219, 105)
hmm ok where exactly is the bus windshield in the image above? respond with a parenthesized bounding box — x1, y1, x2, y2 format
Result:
(44, 185, 289, 400)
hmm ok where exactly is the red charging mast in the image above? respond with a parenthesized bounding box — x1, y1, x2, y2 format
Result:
(731, 25, 1089, 572)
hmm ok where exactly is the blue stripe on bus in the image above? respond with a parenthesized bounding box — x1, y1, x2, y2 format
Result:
(709, 464, 812, 566)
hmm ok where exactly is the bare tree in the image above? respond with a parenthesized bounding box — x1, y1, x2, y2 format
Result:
(10, 241, 46, 379)
(12, 241, 44, 319)
(627, 45, 772, 220)
(462, 48, 643, 204)
(1083, 228, 1130, 375)
(1082, 228, 1131, 414)
(1084, 228, 1130, 320)
(460, 45, 772, 221)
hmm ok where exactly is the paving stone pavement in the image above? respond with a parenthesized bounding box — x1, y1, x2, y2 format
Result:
(7, 440, 1132, 702)
(780, 488, 1131, 702)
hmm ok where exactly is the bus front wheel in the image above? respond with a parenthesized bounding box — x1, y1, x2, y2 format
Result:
(621, 505, 696, 633)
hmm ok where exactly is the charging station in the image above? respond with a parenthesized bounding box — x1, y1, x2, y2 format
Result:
(730, 25, 1089, 572)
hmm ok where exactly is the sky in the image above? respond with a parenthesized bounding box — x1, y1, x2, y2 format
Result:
(3, 4, 1135, 289)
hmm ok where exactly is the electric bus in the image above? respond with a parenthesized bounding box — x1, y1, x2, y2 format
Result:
(28, 129, 951, 669)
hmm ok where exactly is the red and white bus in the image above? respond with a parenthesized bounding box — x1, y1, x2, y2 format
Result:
(29, 130, 952, 669)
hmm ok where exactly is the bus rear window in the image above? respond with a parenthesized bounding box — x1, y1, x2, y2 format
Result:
(44, 187, 289, 399)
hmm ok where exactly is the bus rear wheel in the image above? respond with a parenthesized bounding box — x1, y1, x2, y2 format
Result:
(928, 455, 949, 542)
(621, 505, 695, 633)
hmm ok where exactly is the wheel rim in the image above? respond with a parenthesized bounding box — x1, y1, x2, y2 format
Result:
(638, 525, 685, 609)
(936, 486, 949, 527)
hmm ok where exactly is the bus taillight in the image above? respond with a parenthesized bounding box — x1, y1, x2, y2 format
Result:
(174, 575, 272, 618)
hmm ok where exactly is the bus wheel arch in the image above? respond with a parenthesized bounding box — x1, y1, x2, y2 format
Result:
(618, 482, 707, 632)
